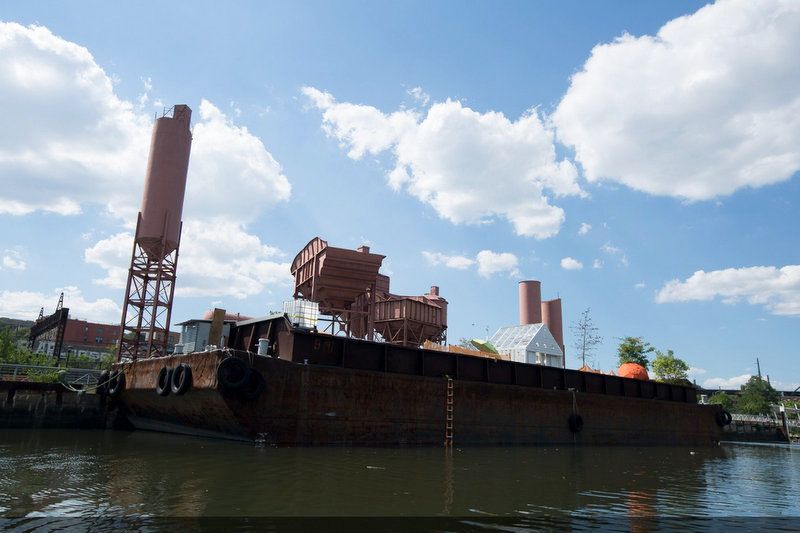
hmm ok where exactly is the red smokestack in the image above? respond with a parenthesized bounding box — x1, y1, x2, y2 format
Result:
(541, 298, 564, 357)
(518, 280, 542, 325)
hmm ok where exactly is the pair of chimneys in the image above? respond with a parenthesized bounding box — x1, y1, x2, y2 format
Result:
(518, 280, 564, 353)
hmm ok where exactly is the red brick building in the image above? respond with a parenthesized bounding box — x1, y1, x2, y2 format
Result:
(63, 319, 121, 348)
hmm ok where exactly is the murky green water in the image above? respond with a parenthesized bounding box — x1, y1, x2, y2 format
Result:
(0, 430, 797, 530)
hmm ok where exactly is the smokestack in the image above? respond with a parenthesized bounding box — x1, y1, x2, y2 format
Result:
(541, 298, 564, 355)
(518, 280, 542, 325)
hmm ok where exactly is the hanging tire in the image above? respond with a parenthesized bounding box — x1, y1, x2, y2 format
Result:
(238, 368, 266, 401)
(107, 371, 125, 397)
(217, 357, 250, 393)
(716, 409, 732, 427)
(156, 367, 172, 396)
(97, 370, 110, 396)
(568, 413, 584, 433)
(171, 363, 192, 396)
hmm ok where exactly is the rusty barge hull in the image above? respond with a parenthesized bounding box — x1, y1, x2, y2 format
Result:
(115, 329, 723, 446)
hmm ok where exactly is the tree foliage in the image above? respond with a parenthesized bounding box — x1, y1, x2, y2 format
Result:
(617, 336, 654, 369)
(571, 308, 602, 367)
(708, 391, 736, 411)
(651, 349, 690, 384)
(736, 376, 780, 415)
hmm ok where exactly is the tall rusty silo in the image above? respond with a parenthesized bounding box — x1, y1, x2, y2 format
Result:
(118, 105, 192, 360)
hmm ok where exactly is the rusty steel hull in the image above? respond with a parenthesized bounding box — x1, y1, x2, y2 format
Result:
(116, 349, 723, 446)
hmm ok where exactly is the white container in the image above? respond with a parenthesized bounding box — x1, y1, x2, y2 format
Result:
(257, 338, 270, 356)
(283, 299, 319, 329)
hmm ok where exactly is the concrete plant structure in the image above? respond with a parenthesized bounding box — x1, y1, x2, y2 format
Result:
(117, 105, 192, 361)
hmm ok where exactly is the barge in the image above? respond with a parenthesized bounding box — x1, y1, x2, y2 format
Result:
(111, 319, 726, 446)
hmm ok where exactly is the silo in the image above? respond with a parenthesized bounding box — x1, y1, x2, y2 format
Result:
(137, 104, 192, 259)
(117, 105, 193, 361)
(518, 280, 542, 325)
(541, 298, 564, 355)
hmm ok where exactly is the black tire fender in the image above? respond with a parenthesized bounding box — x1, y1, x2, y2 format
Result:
(107, 371, 125, 397)
(238, 368, 266, 401)
(156, 367, 172, 396)
(716, 409, 733, 427)
(171, 363, 193, 396)
(568, 413, 584, 433)
(217, 357, 249, 393)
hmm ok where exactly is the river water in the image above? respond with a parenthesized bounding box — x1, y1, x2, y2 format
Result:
(0, 430, 797, 530)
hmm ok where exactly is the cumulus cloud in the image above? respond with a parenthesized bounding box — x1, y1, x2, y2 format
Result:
(85, 221, 293, 299)
(554, 0, 800, 200)
(304, 87, 581, 239)
(423, 249, 519, 278)
(634, 282, 646, 289)
(421, 251, 475, 270)
(2, 249, 26, 271)
(578, 222, 591, 236)
(0, 286, 121, 322)
(0, 22, 149, 216)
(656, 265, 800, 316)
(476, 250, 519, 278)
(0, 22, 292, 299)
(592, 259, 603, 269)
(560, 257, 583, 270)
(702, 374, 752, 390)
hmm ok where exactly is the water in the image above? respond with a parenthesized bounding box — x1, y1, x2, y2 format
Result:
(0, 430, 798, 530)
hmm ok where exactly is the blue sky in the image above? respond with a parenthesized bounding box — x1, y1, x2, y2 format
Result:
(1, 0, 798, 390)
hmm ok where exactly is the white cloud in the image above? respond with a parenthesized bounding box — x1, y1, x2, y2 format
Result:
(602, 242, 629, 266)
(634, 282, 646, 289)
(592, 259, 603, 269)
(423, 250, 519, 278)
(0, 23, 292, 300)
(702, 374, 752, 389)
(0, 22, 149, 216)
(560, 257, 583, 270)
(407, 86, 430, 107)
(656, 265, 800, 316)
(421, 251, 475, 270)
(578, 222, 591, 236)
(688, 367, 707, 377)
(85, 220, 293, 299)
(304, 87, 581, 239)
(0, 286, 120, 322)
(2, 249, 26, 271)
(554, 0, 800, 200)
(476, 250, 519, 278)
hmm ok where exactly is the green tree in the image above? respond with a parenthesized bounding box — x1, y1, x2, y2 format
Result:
(736, 376, 780, 415)
(617, 336, 654, 369)
(571, 308, 602, 367)
(708, 391, 736, 411)
(651, 349, 690, 384)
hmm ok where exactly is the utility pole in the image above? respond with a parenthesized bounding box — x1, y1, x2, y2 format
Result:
(756, 357, 762, 380)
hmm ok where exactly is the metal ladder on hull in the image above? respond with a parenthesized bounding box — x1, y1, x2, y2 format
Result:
(444, 377, 454, 447)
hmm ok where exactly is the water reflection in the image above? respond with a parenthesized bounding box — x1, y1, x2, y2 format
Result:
(0, 429, 797, 523)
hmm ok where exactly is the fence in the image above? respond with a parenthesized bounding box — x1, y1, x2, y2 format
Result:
(0, 363, 103, 387)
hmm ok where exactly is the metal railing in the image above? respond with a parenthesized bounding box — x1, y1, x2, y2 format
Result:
(0, 363, 103, 386)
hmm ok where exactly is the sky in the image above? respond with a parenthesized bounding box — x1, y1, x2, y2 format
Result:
(1, 0, 798, 391)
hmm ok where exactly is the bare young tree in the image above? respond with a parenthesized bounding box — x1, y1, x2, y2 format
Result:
(571, 308, 602, 368)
